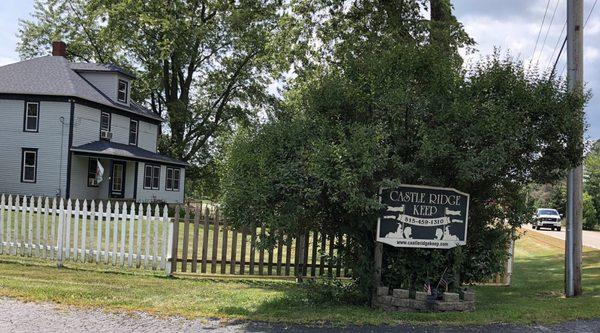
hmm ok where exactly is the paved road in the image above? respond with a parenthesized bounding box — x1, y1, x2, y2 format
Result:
(2, 298, 600, 333)
(528, 226, 600, 250)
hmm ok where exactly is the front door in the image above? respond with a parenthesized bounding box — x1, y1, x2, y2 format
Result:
(110, 161, 126, 198)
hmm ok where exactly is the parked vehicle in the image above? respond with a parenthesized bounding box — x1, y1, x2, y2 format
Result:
(532, 208, 562, 231)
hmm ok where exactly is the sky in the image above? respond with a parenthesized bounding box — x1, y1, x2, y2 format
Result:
(0, 0, 599, 138)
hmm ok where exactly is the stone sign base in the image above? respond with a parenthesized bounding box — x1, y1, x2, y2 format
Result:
(372, 287, 475, 312)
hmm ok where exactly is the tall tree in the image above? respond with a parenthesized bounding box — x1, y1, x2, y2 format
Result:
(18, 0, 293, 166)
(221, 1, 586, 300)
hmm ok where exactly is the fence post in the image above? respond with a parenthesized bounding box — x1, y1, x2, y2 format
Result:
(137, 203, 144, 268)
(88, 200, 95, 263)
(15, 195, 21, 256)
(35, 196, 42, 257)
(96, 201, 104, 264)
(27, 196, 34, 256)
(5, 195, 12, 255)
(81, 200, 88, 262)
(296, 232, 306, 282)
(128, 203, 135, 268)
(165, 218, 174, 276)
(119, 202, 128, 267)
(0, 195, 4, 255)
(73, 199, 80, 262)
(43, 197, 49, 258)
(168, 206, 180, 276)
(144, 204, 152, 269)
(56, 198, 65, 268)
(161, 205, 169, 271)
(50, 197, 56, 259)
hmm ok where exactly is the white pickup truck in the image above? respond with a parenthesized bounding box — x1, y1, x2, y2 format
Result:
(532, 208, 562, 231)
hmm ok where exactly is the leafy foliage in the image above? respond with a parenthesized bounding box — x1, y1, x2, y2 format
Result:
(530, 140, 600, 231)
(221, 1, 586, 301)
(584, 141, 600, 230)
(583, 192, 598, 230)
(18, 0, 296, 192)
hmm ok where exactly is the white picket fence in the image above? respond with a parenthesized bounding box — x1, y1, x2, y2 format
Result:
(0, 195, 173, 274)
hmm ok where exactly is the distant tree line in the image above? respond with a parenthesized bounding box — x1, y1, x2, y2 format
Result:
(530, 140, 600, 231)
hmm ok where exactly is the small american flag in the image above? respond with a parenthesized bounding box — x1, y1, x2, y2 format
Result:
(424, 282, 432, 295)
(439, 276, 449, 292)
(436, 267, 450, 292)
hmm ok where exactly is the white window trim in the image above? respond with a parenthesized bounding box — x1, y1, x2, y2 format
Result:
(24, 102, 39, 132)
(100, 112, 111, 131)
(129, 119, 138, 145)
(112, 163, 124, 193)
(166, 167, 180, 192)
(152, 165, 161, 190)
(21, 149, 37, 183)
(143, 164, 160, 190)
(117, 79, 128, 103)
(143, 165, 153, 189)
(173, 169, 181, 191)
(165, 167, 173, 191)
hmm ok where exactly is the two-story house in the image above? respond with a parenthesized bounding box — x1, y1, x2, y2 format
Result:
(0, 41, 187, 203)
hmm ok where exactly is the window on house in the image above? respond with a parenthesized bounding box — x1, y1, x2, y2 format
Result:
(129, 119, 138, 145)
(152, 165, 160, 189)
(100, 112, 111, 140)
(100, 112, 111, 131)
(21, 149, 37, 183)
(144, 164, 160, 190)
(117, 79, 128, 103)
(173, 168, 181, 191)
(166, 167, 180, 191)
(87, 158, 99, 187)
(144, 165, 152, 189)
(24, 102, 39, 132)
(165, 168, 173, 190)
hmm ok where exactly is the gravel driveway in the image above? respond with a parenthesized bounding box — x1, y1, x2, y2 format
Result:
(2, 298, 600, 333)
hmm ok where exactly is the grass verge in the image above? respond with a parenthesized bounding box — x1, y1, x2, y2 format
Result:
(0, 229, 599, 326)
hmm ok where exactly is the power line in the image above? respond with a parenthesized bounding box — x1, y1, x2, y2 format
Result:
(586, 0, 599, 27)
(531, 0, 553, 66)
(535, 0, 561, 64)
(545, 20, 566, 70)
(552, 37, 567, 75)
(552, 0, 598, 76)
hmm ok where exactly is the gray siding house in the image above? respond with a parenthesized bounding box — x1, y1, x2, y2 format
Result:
(0, 42, 187, 203)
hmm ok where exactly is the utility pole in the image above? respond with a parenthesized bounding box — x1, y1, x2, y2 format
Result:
(565, 0, 583, 297)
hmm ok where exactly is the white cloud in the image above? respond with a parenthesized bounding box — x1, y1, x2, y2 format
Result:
(455, 1, 600, 139)
(0, 1, 35, 64)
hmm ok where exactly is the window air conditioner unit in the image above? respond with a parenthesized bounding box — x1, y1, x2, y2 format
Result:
(100, 130, 113, 140)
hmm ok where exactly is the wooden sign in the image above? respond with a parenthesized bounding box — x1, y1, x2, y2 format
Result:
(377, 184, 470, 249)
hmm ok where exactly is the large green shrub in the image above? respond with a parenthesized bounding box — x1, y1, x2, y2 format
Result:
(220, 1, 586, 302)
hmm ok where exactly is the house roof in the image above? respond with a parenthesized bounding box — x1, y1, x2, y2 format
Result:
(71, 141, 188, 167)
(70, 62, 137, 79)
(0, 56, 161, 122)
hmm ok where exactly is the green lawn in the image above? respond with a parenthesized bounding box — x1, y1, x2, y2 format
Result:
(0, 230, 599, 326)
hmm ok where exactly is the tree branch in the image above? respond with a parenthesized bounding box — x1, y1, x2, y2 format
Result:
(66, 1, 106, 63)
